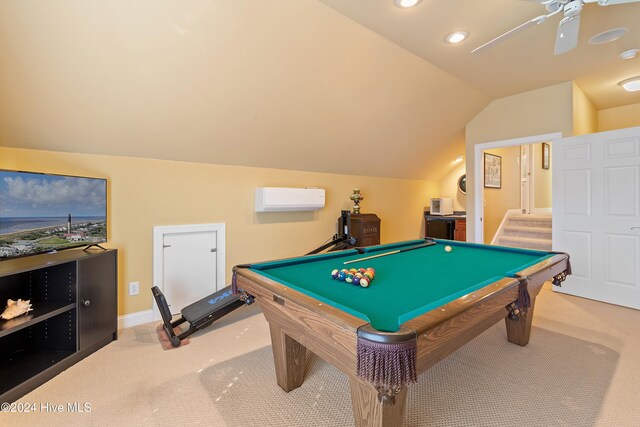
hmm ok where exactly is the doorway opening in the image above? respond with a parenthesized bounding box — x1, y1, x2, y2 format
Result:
(473, 132, 561, 245)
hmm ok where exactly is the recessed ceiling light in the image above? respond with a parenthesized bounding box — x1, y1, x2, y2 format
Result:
(454, 155, 464, 163)
(446, 31, 469, 44)
(395, 0, 422, 8)
(619, 77, 640, 92)
(619, 49, 639, 60)
(589, 28, 628, 45)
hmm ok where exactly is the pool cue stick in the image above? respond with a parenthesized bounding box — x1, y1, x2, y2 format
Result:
(343, 250, 399, 264)
(343, 241, 435, 265)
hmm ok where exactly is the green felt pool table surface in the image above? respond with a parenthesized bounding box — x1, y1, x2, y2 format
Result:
(248, 239, 553, 332)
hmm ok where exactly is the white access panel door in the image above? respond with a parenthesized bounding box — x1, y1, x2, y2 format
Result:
(163, 230, 218, 314)
(553, 126, 640, 308)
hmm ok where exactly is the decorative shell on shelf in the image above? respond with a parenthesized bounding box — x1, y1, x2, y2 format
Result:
(1, 299, 33, 320)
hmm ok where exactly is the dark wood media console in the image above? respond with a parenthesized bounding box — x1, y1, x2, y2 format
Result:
(0, 248, 117, 403)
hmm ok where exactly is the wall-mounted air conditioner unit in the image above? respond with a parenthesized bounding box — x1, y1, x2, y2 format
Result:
(255, 187, 325, 212)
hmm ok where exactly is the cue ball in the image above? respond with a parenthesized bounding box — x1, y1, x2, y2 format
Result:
(444, 245, 452, 252)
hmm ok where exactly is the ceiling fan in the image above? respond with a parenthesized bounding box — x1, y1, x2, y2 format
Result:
(472, 0, 640, 55)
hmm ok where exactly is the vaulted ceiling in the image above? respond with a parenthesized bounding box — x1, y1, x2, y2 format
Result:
(0, 0, 638, 181)
(319, 0, 640, 109)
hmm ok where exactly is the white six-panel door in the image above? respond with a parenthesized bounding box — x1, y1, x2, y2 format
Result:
(553, 126, 640, 309)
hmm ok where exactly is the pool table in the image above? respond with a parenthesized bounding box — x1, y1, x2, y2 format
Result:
(232, 239, 570, 427)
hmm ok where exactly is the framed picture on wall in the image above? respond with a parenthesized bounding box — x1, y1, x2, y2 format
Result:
(542, 143, 550, 170)
(484, 153, 502, 189)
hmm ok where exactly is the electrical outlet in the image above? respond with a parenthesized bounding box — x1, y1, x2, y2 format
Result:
(129, 281, 140, 296)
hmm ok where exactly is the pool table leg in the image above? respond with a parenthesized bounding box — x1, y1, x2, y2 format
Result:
(505, 297, 537, 346)
(349, 378, 407, 427)
(268, 323, 307, 392)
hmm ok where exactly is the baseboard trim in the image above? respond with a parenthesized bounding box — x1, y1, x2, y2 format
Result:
(118, 309, 154, 329)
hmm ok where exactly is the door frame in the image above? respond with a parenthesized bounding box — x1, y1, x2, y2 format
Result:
(152, 223, 226, 321)
(520, 144, 535, 214)
(473, 132, 562, 243)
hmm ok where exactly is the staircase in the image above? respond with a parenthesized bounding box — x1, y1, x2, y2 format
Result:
(493, 212, 552, 251)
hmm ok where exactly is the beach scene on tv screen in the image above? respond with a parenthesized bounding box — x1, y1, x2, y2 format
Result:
(0, 171, 106, 258)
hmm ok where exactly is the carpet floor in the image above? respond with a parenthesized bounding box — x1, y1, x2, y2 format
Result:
(2, 284, 640, 426)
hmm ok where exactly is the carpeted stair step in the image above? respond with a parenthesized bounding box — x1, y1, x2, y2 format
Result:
(496, 236, 552, 251)
(502, 225, 552, 240)
(507, 215, 552, 229)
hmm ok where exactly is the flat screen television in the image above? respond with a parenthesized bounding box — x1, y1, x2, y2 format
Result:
(0, 170, 107, 260)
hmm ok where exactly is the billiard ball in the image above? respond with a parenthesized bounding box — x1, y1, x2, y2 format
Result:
(345, 275, 353, 284)
(363, 272, 374, 281)
(353, 277, 361, 286)
(444, 245, 452, 253)
(331, 269, 339, 279)
(338, 271, 347, 281)
(359, 278, 370, 288)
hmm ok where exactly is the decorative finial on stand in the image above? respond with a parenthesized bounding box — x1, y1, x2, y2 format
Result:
(350, 188, 364, 214)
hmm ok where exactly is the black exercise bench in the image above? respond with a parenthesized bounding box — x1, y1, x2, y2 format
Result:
(151, 285, 253, 348)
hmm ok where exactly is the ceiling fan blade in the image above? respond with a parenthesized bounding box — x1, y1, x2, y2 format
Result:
(472, 15, 547, 54)
(554, 14, 581, 55)
(596, 0, 640, 5)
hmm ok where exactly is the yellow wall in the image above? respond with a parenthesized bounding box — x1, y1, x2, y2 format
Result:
(598, 103, 640, 131)
(483, 147, 520, 243)
(0, 147, 437, 315)
(572, 82, 598, 136)
(465, 82, 574, 241)
(438, 163, 466, 212)
(532, 143, 552, 209)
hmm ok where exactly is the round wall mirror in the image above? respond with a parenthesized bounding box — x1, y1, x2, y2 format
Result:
(457, 174, 466, 194)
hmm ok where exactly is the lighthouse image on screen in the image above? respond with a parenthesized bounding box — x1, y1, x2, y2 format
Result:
(0, 170, 107, 259)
